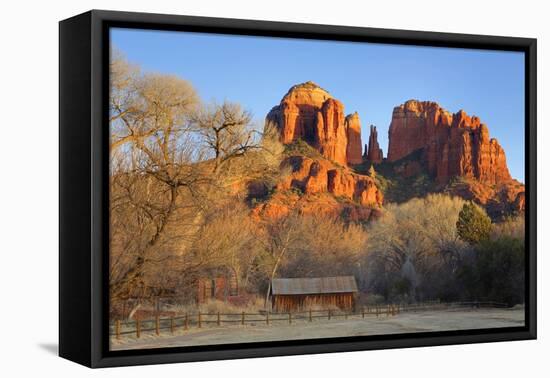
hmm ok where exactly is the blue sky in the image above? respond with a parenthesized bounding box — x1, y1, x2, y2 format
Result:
(111, 28, 525, 182)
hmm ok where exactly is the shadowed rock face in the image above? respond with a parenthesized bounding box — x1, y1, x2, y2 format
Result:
(365, 125, 383, 163)
(387, 100, 512, 185)
(266, 82, 362, 166)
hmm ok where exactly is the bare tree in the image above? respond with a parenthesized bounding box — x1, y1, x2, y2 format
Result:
(108, 52, 284, 312)
(109, 53, 205, 304)
(279, 214, 367, 278)
(109, 51, 199, 153)
(254, 213, 304, 308)
(187, 203, 260, 291)
(191, 101, 257, 172)
(365, 194, 468, 300)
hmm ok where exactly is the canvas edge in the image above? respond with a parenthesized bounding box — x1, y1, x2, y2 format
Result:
(59, 11, 93, 367)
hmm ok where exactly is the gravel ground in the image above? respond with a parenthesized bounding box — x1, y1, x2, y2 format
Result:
(110, 307, 525, 351)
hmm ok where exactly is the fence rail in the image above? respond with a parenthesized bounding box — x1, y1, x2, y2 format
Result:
(110, 301, 511, 340)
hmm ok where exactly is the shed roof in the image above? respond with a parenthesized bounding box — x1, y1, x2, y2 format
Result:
(271, 276, 358, 295)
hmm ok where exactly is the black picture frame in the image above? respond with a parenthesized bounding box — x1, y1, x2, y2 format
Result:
(59, 9, 537, 368)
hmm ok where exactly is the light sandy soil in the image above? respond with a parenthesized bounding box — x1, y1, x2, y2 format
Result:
(110, 307, 524, 351)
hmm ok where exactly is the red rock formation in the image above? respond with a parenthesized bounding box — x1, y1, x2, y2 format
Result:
(394, 161, 423, 178)
(266, 81, 362, 166)
(275, 155, 383, 207)
(387, 100, 512, 185)
(345, 112, 363, 164)
(315, 99, 348, 165)
(513, 192, 525, 212)
(251, 190, 382, 222)
(250, 151, 384, 222)
(266, 81, 331, 144)
(365, 125, 383, 163)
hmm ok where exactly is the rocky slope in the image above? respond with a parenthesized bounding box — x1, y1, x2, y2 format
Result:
(251, 140, 383, 221)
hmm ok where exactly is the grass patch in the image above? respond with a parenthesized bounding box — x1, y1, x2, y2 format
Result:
(284, 139, 323, 159)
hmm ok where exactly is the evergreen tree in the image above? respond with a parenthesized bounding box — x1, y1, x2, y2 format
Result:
(368, 164, 376, 178)
(456, 202, 491, 244)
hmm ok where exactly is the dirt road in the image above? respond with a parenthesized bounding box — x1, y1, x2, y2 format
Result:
(111, 307, 524, 351)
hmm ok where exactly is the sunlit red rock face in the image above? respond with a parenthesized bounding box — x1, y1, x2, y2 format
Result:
(251, 155, 383, 221)
(276, 156, 383, 207)
(251, 190, 382, 222)
(443, 177, 525, 216)
(345, 112, 363, 164)
(387, 100, 512, 185)
(266, 82, 362, 166)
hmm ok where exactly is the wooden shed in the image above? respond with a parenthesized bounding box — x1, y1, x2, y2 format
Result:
(270, 276, 358, 313)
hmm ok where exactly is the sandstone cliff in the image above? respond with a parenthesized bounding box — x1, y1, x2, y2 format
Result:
(345, 112, 363, 164)
(266, 81, 363, 166)
(387, 100, 512, 185)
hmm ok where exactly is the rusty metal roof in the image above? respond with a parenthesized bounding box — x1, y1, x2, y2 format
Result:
(271, 276, 358, 295)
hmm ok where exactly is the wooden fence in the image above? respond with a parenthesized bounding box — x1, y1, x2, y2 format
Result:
(110, 301, 510, 340)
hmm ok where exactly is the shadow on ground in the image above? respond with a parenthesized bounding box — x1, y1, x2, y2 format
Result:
(38, 343, 58, 355)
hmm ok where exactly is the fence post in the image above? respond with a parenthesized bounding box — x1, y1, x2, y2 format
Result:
(185, 313, 189, 330)
(288, 312, 292, 324)
(136, 319, 141, 338)
(328, 309, 331, 321)
(170, 316, 174, 334)
(115, 320, 120, 340)
(217, 312, 221, 326)
(241, 311, 245, 326)
(362, 308, 365, 318)
(266, 311, 270, 326)
(309, 309, 312, 322)
(155, 315, 160, 335)
(198, 312, 202, 328)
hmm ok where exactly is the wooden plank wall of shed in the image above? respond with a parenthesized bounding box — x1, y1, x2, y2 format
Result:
(272, 293, 355, 312)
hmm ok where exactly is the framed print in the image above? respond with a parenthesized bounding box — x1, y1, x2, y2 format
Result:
(59, 10, 536, 368)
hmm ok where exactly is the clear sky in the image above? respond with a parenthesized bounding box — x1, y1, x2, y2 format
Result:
(111, 28, 525, 182)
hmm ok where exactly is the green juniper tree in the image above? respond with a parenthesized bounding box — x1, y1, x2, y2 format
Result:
(368, 164, 376, 179)
(456, 202, 492, 245)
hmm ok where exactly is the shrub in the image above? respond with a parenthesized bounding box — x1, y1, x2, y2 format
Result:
(491, 216, 525, 240)
(458, 237, 524, 305)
